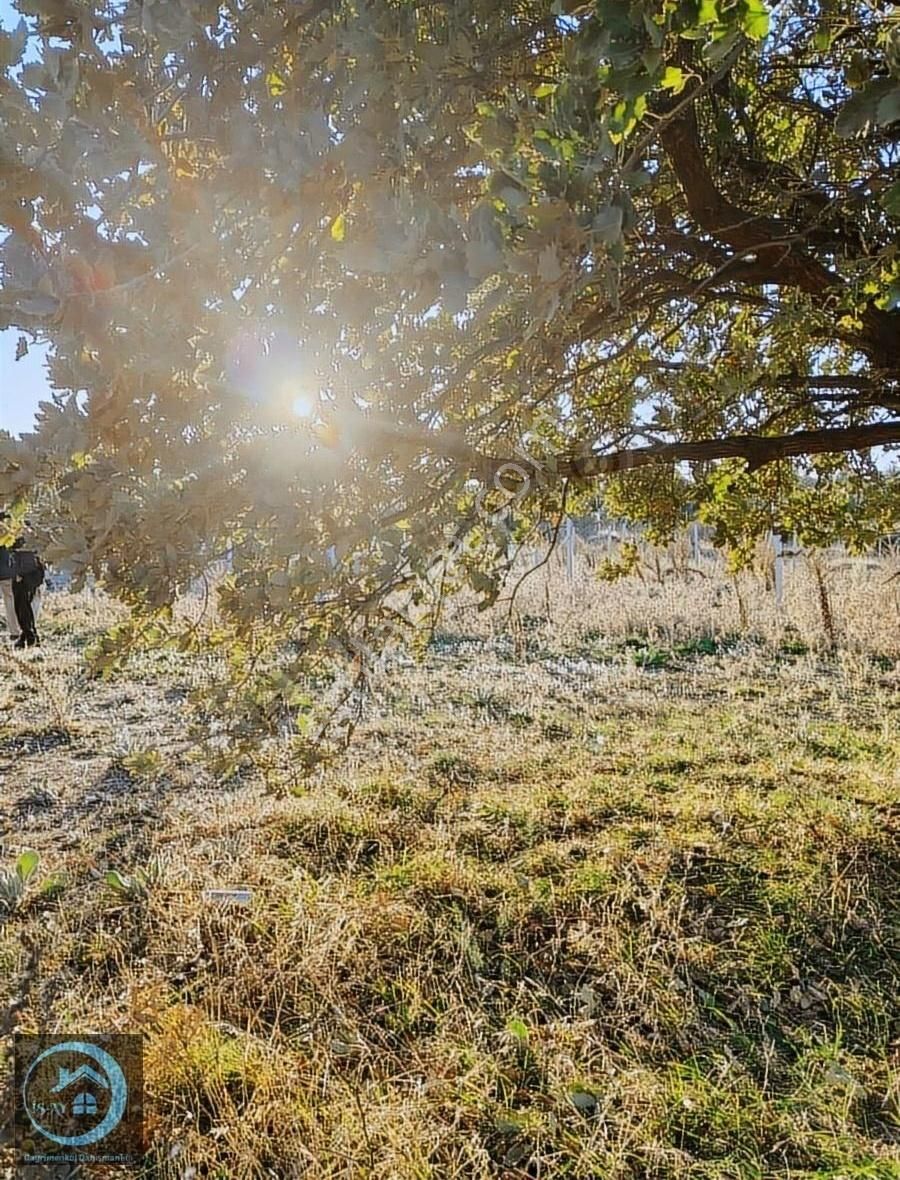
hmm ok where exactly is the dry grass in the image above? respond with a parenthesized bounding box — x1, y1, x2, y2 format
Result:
(459, 538, 900, 659)
(0, 559, 898, 1179)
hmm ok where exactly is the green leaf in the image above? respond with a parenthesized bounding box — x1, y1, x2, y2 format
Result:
(495, 1116, 523, 1134)
(698, 0, 719, 26)
(660, 66, 686, 94)
(836, 78, 896, 136)
(330, 212, 347, 242)
(741, 0, 769, 41)
(846, 51, 871, 88)
(39, 871, 67, 899)
(505, 1016, 529, 1041)
(876, 86, 900, 127)
(592, 204, 624, 242)
(106, 869, 134, 895)
(16, 850, 39, 885)
(880, 279, 900, 312)
(834, 91, 877, 137)
(534, 82, 558, 98)
(0, 18, 28, 69)
(704, 27, 741, 64)
(470, 569, 497, 596)
(622, 168, 653, 190)
(642, 12, 665, 48)
(569, 1088, 599, 1112)
(497, 185, 528, 211)
(881, 180, 900, 217)
(812, 24, 833, 52)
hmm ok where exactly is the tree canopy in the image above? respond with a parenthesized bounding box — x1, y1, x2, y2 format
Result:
(1, 0, 898, 751)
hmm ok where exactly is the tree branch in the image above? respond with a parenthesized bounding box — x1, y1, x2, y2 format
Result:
(479, 422, 900, 483)
(658, 75, 898, 368)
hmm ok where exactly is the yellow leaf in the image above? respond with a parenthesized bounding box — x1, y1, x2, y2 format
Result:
(266, 70, 286, 97)
(660, 66, 686, 94)
(330, 212, 346, 242)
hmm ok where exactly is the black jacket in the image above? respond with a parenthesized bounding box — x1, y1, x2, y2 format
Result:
(0, 545, 45, 588)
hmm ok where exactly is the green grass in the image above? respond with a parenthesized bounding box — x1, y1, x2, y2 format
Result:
(0, 594, 897, 1178)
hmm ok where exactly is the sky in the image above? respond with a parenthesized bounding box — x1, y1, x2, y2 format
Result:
(0, 330, 49, 437)
(0, 0, 48, 436)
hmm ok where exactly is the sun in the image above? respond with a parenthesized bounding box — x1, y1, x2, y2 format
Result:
(226, 329, 322, 422)
(290, 390, 317, 420)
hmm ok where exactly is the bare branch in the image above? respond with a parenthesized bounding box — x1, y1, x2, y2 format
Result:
(478, 422, 900, 483)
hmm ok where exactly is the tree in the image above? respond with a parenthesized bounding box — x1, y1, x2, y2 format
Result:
(1, 0, 898, 754)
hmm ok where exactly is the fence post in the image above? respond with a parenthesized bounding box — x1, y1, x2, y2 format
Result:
(773, 531, 784, 610)
(690, 521, 700, 565)
(564, 517, 576, 582)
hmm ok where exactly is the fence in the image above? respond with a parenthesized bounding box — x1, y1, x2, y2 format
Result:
(544, 516, 895, 607)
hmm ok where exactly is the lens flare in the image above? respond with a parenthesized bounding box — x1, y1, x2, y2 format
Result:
(291, 391, 316, 419)
(226, 329, 321, 421)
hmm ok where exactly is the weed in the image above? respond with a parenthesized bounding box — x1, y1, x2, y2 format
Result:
(105, 858, 165, 902)
(0, 851, 39, 914)
(427, 751, 479, 787)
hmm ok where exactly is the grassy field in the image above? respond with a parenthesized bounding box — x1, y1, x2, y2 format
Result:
(0, 564, 898, 1179)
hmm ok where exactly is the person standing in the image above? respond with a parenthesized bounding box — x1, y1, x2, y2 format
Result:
(1, 579, 20, 641)
(11, 544, 45, 647)
(0, 516, 45, 647)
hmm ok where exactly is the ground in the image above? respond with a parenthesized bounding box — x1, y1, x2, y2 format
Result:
(0, 574, 898, 1179)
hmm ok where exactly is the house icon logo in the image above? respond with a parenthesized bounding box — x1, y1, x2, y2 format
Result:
(51, 1062, 111, 1118)
(21, 1041, 128, 1148)
(15, 1033, 144, 1165)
